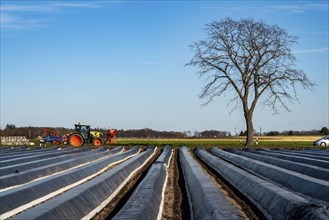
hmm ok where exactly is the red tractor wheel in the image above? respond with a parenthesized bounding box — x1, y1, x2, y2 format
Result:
(93, 138, 103, 146)
(69, 134, 84, 147)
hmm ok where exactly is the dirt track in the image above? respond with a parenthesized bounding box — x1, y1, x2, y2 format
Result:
(161, 150, 182, 219)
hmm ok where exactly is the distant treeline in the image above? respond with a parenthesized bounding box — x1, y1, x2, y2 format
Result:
(1, 124, 328, 139)
(240, 127, 328, 136)
(0, 125, 230, 139)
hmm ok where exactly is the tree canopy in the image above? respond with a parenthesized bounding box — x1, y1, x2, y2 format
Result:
(187, 18, 315, 146)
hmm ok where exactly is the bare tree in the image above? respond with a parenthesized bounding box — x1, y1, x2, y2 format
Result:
(186, 18, 315, 146)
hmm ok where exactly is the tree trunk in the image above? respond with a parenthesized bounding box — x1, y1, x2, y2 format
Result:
(244, 112, 254, 146)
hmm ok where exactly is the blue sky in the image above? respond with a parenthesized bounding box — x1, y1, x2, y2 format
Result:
(1, 0, 328, 134)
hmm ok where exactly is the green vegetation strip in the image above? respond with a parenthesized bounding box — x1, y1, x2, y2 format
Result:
(4, 137, 328, 149)
(114, 139, 320, 149)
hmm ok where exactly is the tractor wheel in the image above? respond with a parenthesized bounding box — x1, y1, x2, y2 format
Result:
(53, 141, 61, 145)
(93, 138, 103, 146)
(69, 134, 84, 147)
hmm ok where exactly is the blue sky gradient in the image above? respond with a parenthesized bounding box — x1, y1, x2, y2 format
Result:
(1, 0, 328, 133)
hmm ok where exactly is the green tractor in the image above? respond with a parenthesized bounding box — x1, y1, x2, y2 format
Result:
(68, 124, 103, 147)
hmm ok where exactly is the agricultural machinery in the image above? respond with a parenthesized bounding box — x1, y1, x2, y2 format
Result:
(67, 124, 117, 147)
(107, 129, 117, 144)
(40, 128, 63, 145)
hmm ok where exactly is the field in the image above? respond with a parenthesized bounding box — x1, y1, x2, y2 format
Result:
(114, 135, 324, 148)
(20, 135, 326, 149)
(1, 145, 328, 219)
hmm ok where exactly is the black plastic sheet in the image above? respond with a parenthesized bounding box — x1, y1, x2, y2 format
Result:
(113, 147, 170, 220)
(226, 148, 329, 181)
(155, 145, 172, 165)
(0, 147, 123, 189)
(250, 149, 329, 169)
(11, 147, 155, 220)
(0, 147, 59, 160)
(180, 146, 243, 220)
(0, 146, 134, 218)
(195, 147, 329, 220)
(272, 149, 329, 159)
(0, 147, 92, 175)
(302, 149, 329, 156)
(265, 149, 329, 161)
(211, 147, 329, 203)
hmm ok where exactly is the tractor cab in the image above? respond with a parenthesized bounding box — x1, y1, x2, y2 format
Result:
(74, 124, 90, 140)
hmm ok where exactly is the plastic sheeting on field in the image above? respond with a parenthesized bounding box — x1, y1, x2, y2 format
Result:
(11, 147, 156, 220)
(0, 146, 134, 219)
(249, 149, 329, 169)
(0, 147, 96, 176)
(0, 148, 80, 168)
(268, 149, 329, 161)
(195, 147, 329, 220)
(180, 146, 243, 220)
(155, 145, 172, 165)
(211, 147, 329, 203)
(0, 147, 123, 189)
(113, 146, 172, 220)
(226, 148, 329, 181)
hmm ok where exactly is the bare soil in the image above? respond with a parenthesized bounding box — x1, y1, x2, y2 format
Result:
(161, 149, 182, 220)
